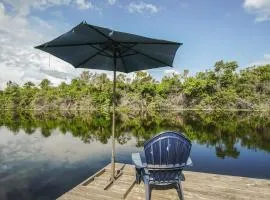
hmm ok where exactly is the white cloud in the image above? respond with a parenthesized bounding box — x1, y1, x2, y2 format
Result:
(243, 0, 270, 22)
(247, 54, 270, 66)
(108, 0, 117, 5)
(1, 0, 95, 16)
(264, 54, 270, 59)
(0, 0, 114, 89)
(2, 0, 71, 16)
(0, 2, 4, 14)
(0, 0, 149, 89)
(50, 10, 65, 19)
(0, 2, 79, 89)
(32, 0, 72, 12)
(74, 0, 94, 10)
(128, 2, 159, 14)
(31, 16, 54, 30)
(0, 128, 112, 166)
(164, 69, 180, 76)
(0, 39, 77, 89)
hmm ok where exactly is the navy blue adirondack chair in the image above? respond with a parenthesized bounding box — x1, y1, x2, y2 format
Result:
(131, 131, 193, 200)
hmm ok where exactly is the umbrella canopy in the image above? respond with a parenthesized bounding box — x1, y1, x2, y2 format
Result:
(35, 21, 182, 184)
(35, 21, 181, 73)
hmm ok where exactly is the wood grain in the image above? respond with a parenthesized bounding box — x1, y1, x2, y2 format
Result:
(57, 163, 270, 200)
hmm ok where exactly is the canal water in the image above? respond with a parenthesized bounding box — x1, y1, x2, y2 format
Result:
(0, 111, 269, 199)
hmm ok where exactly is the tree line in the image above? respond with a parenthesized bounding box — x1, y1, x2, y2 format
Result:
(0, 60, 269, 111)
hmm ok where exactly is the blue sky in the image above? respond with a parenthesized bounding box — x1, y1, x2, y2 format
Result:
(0, 0, 269, 87)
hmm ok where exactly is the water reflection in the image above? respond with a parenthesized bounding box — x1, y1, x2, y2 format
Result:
(0, 110, 269, 158)
(0, 110, 269, 200)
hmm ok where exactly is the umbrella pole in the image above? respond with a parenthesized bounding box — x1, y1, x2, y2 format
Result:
(111, 54, 116, 180)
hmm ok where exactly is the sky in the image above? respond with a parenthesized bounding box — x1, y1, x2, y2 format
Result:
(0, 0, 269, 88)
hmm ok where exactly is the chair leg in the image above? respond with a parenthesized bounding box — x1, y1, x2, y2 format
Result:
(176, 181, 184, 200)
(144, 183, 151, 200)
(135, 168, 141, 184)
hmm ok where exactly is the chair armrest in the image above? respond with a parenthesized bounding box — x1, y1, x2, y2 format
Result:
(186, 156, 193, 166)
(132, 153, 145, 169)
(132, 153, 147, 184)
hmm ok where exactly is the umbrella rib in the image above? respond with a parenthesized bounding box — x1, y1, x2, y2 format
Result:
(118, 52, 128, 73)
(89, 45, 113, 57)
(87, 24, 114, 41)
(118, 53, 138, 58)
(85, 24, 182, 46)
(119, 43, 173, 67)
(75, 46, 110, 67)
(35, 42, 181, 49)
(118, 44, 137, 57)
(37, 42, 113, 58)
(119, 41, 182, 45)
(35, 42, 107, 48)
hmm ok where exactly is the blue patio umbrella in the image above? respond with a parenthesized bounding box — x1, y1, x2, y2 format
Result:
(35, 21, 182, 184)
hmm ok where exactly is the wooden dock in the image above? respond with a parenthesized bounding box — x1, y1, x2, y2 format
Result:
(57, 163, 270, 200)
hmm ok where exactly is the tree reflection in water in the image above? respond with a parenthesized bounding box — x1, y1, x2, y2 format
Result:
(0, 110, 269, 159)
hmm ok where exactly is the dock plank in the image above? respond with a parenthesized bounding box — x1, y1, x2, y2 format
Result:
(57, 163, 270, 200)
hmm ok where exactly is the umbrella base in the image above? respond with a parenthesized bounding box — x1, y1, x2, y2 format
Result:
(104, 164, 125, 190)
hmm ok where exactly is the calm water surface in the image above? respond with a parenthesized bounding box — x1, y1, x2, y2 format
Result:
(0, 111, 269, 200)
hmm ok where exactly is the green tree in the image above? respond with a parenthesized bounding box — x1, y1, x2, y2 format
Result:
(39, 79, 51, 90)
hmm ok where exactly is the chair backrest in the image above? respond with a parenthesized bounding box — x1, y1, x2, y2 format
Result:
(144, 131, 191, 170)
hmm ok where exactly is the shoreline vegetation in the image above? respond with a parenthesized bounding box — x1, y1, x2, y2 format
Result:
(0, 60, 269, 112)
